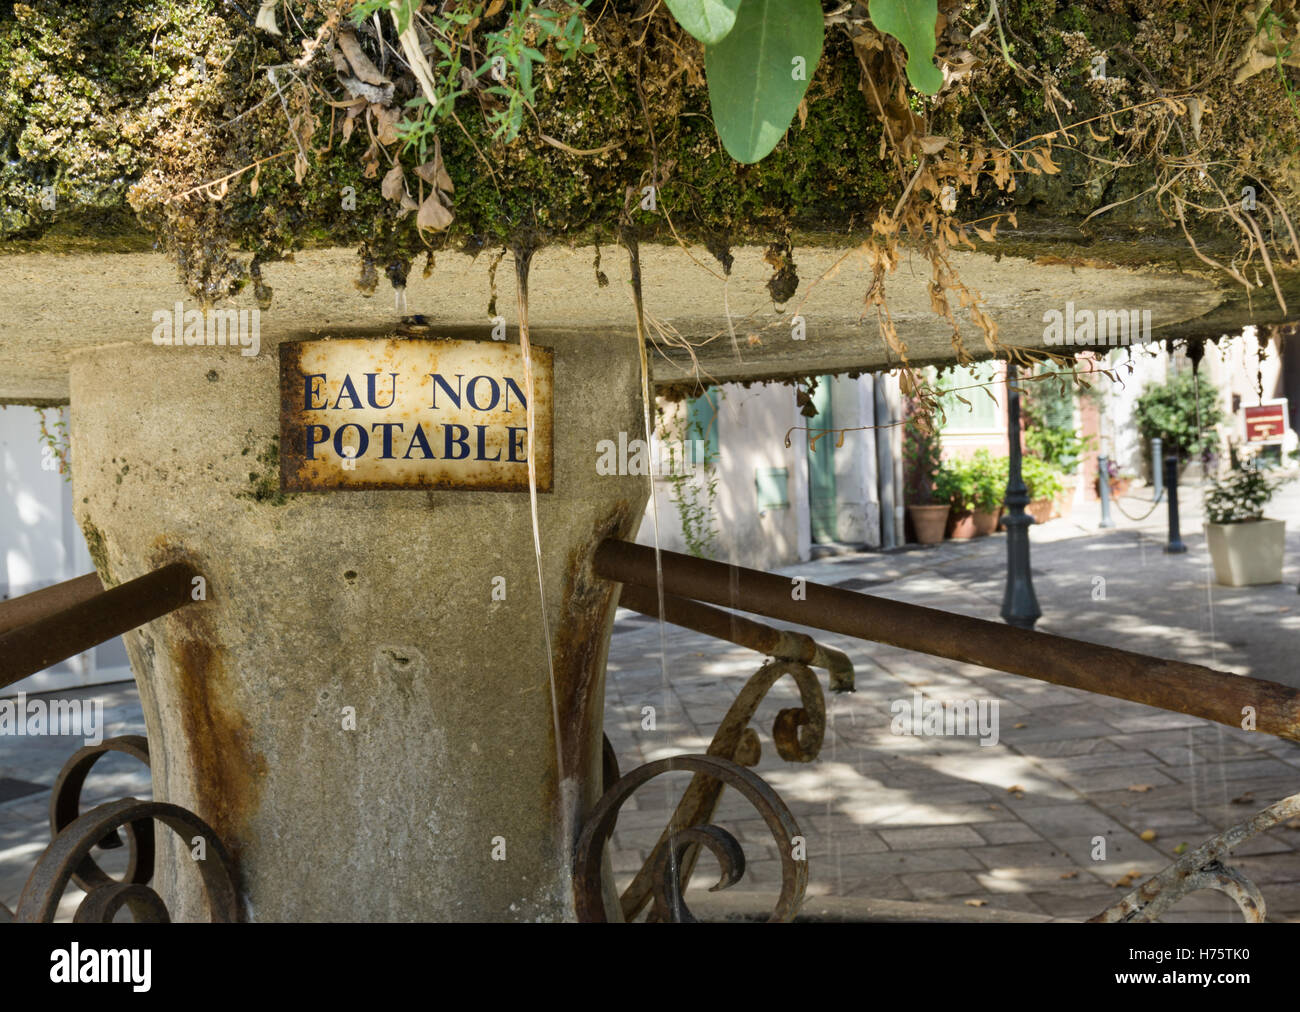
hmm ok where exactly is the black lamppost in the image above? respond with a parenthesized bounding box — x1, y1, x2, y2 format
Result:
(1001, 362, 1042, 629)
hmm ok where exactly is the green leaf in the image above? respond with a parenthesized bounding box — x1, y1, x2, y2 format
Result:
(868, 0, 943, 94)
(704, 0, 823, 164)
(664, 0, 742, 45)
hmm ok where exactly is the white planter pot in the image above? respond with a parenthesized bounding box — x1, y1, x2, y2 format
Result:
(1203, 518, 1286, 587)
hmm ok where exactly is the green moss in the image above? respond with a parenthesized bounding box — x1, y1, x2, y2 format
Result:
(0, 0, 221, 238)
(80, 520, 116, 587)
(241, 436, 291, 506)
(1, 0, 1296, 294)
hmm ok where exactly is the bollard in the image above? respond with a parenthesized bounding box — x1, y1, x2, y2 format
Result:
(1164, 454, 1187, 553)
(1151, 437, 1163, 502)
(1098, 454, 1115, 528)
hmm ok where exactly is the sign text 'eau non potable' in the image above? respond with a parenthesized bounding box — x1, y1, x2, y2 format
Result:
(279, 338, 554, 492)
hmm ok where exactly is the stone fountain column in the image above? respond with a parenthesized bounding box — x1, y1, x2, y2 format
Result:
(68, 334, 646, 921)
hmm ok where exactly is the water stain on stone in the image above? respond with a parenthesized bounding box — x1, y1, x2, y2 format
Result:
(151, 541, 266, 876)
(552, 499, 637, 808)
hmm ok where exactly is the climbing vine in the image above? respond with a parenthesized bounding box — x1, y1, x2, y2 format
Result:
(656, 395, 721, 559)
(35, 407, 71, 480)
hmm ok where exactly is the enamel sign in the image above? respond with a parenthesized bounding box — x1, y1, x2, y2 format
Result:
(279, 338, 553, 492)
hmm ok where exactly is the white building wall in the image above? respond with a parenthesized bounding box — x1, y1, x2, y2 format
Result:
(831, 374, 881, 547)
(636, 382, 808, 571)
(1, 405, 131, 696)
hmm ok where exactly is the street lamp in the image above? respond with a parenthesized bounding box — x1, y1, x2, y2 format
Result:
(1001, 361, 1042, 630)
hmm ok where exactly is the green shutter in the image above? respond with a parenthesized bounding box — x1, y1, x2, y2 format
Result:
(807, 376, 837, 542)
(685, 388, 719, 464)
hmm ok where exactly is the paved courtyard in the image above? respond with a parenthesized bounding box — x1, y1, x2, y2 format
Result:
(3, 480, 1298, 921)
(602, 480, 1300, 921)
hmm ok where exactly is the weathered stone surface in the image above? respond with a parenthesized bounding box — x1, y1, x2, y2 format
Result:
(2, 237, 1231, 404)
(69, 336, 647, 921)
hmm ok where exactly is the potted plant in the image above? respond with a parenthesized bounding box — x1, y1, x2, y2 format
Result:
(1203, 459, 1289, 586)
(1095, 456, 1136, 499)
(904, 421, 951, 545)
(1021, 457, 1064, 525)
(942, 457, 979, 539)
(969, 450, 1006, 536)
(1025, 424, 1091, 520)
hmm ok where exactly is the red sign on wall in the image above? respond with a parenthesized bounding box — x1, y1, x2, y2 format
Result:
(1244, 402, 1287, 443)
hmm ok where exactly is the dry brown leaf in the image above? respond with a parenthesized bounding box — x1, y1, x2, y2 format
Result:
(919, 135, 949, 154)
(1031, 148, 1061, 174)
(381, 162, 405, 203)
(339, 29, 390, 86)
(417, 190, 454, 232)
(1059, 871, 1078, 880)
(415, 151, 453, 193)
(964, 899, 987, 907)
(362, 142, 381, 179)
(1127, 784, 1153, 793)
(373, 106, 402, 146)
(339, 75, 394, 105)
(249, 162, 261, 198)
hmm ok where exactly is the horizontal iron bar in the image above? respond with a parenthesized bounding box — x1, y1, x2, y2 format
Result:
(618, 583, 854, 692)
(0, 564, 197, 690)
(594, 540, 1300, 744)
(0, 573, 104, 638)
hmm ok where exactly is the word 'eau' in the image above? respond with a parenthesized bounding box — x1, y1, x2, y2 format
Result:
(151, 302, 260, 357)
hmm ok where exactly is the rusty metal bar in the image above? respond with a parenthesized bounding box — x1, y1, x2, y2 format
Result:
(0, 573, 103, 637)
(594, 540, 1300, 743)
(0, 563, 197, 690)
(618, 583, 854, 692)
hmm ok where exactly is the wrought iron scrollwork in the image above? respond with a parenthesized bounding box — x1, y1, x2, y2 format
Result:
(616, 660, 824, 922)
(1090, 790, 1300, 923)
(574, 754, 807, 923)
(17, 798, 240, 923)
(49, 735, 154, 892)
(10, 734, 240, 923)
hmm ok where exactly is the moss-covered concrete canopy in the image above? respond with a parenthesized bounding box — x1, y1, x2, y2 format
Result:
(3, 0, 1299, 403)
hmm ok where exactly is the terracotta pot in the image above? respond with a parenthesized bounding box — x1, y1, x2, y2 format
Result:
(907, 504, 950, 545)
(1053, 479, 1076, 520)
(972, 508, 1000, 536)
(947, 510, 976, 540)
(1026, 498, 1054, 525)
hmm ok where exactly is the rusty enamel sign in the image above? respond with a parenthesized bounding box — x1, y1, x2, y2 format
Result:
(279, 338, 553, 492)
